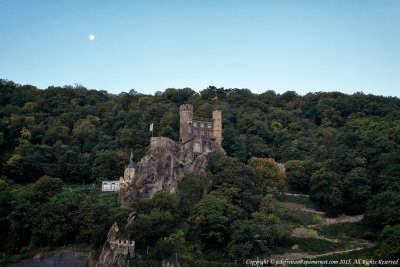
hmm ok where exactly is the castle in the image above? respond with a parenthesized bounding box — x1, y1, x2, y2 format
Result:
(98, 105, 223, 264)
(111, 104, 222, 198)
(179, 104, 222, 153)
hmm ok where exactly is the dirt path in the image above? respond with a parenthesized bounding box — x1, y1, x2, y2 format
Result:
(282, 192, 310, 198)
(271, 200, 372, 261)
(322, 214, 364, 225)
(277, 202, 325, 215)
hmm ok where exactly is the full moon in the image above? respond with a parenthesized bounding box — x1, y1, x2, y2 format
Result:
(89, 35, 95, 40)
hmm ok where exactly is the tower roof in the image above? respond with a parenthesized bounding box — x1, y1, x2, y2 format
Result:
(127, 149, 138, 169)
(127, 162, 138, 169)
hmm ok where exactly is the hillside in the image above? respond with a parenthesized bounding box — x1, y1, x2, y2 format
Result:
(1, 79, 399, 264)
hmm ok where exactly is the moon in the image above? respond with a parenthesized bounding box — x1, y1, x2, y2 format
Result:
(89, 35, 95, 40)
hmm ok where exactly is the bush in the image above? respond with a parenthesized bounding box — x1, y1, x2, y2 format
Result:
(308, 229, 318, 238)
(280, 209, 314, 226)
(318, 222, 370, 241)
(312, 215, 323, 224)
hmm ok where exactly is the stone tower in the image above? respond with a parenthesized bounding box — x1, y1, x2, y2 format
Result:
(123, 149, 137, 180)
(212, 110, 222, 145)
(179, 104, 193, 143)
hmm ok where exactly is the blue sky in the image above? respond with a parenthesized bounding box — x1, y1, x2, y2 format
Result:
(0, 0, 399, 97)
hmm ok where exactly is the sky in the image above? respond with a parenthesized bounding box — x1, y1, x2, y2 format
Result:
(0, 0, 399, 97)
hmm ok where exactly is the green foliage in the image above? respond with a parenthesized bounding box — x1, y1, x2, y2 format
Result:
(1, 80, 400, 260)
(318, 222, 371, 241)
(276, 194, 314, 208)
(289, 237, 343, 255)
(248, 158, 286, 194)
(126, 191, 182, 253)
(252, 195, 291, 248)
(310, 168, 343, 216)
(178, 175, 204, 215)
(312, 214, 323, 224)
(208, 155, 257, 216)
(285, 160, 309, 192)
(32, 176, 63, 203)
(364, 191, 400, 231)
(154, 238, 173, 260)
(3, 181, 119, 253)
(375, 224, 400, 259)
(308, 229, 318, 238)
(227, 220, 270, 259)
(193, 195, 230, 245)
(280, 209, 314, 227)
(342, 167, 371, 214)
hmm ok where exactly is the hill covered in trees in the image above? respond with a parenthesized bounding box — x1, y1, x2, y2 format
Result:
(1, 79, 399, 263)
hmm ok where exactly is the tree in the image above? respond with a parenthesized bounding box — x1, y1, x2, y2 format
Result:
(178, 175, 204, 215)
(209, 155, 256, 216)
(375, 224, 400, 259)
(364, 191, 400, 231)
(285, 160, 308, 192)
(127, 215, 153, 251)
(230, 134, 249, 163)
(227, 220, 269, 259)
(310, 168, 343, 215)
(342, 167, 371, 214)
(193, 195, 230, 245)
(0, 179, 11, 250)
(248, 158, 286, 194)
(31, 191, 77, 246)
(252, 195, 290, 248)
(32, 175, 63, 203)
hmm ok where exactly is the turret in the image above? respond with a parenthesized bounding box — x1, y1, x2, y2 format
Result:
(124, 149, 137, 179)
(179, 104, 193, 143)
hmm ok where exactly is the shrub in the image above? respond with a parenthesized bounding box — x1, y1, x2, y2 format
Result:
(312, 214, 323, 224)
(308, 229, 318, 238)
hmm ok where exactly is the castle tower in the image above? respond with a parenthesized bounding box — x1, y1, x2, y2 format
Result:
(179, 104, 193, 143)
(212, 110, 222, 145)
(124, 149, 137, 180)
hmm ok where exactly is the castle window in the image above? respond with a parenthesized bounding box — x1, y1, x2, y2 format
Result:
(200, 131, 204, 136)
(193, 130, 197, 136)
(193, 122, 197, 127)
(207, 123, 212, 128)
(200, 123, 204, 128)
(193, 143, 200, 153)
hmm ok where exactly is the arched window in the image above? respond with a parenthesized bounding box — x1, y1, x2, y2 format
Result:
(193, 143, 201, 153)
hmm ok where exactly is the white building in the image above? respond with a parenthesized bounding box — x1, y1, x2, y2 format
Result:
(102, 181, 120, 191)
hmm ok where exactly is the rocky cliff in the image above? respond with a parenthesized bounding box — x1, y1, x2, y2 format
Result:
(97, 136, 223, 266)
(119, 136, 225, 207)
(96, 217, 136, 267)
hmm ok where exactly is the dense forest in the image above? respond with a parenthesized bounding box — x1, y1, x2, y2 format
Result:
(1, 79, 399, 264)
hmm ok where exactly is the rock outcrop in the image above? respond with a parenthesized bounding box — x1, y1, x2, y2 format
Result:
(96, 222, 135, 267)
(119, 136, 224, 206)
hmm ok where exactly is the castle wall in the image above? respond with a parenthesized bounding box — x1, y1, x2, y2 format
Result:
(192, 119, 213, 138)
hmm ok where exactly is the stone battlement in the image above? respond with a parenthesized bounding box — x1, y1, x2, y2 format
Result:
(110, 239, 135, 246)
(179, 104, 193, 111)
(109, 239, 135, 254)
